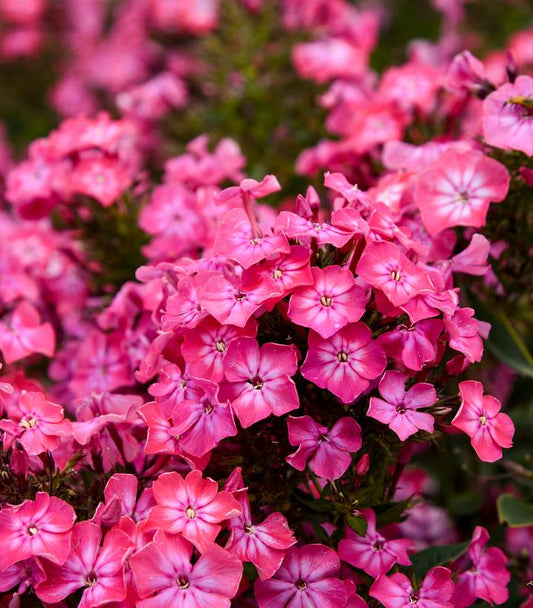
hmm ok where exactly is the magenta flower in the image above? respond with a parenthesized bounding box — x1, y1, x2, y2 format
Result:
(219, 337, 299, 428)
(367, 371, 436, 441)
(0, 492, 76, 570)
(338, 508, 413, 577)
(482, 75, 533, 156)
(452, 381, 514, 462)
(130, 530, 243, 608)
(224, 468, 296, 580)
(445, 307, 489, 364)
(415, 149, 509, 236)
(356, 242, 435, 308)
(181, 317, 257, 383)
(0, 301, 55, 364)
(261, 245, 314, 297)
(288, 265, 366, 338)
(300, 323, 386, 403)
(145, 470, 242, 552)
(35, 521, 133, 608)
(216, 174, 281, 207)
(286, 415, 362, 479)
(454, 526, 510, 607)
(213, 207, 290, 269)
(255, 544, 347, 608)
(370, 566, 455, 608)
(275, 211, 354, 248)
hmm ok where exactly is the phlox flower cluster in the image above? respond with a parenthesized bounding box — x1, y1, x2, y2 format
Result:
(0, 0, 532, 607)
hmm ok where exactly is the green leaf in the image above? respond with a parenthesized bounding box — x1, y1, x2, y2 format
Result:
(346, 514, 368, 536)
(411, 542, 470, 580)
(497, 493, 533, 527)
(467, 291, 533, 378)
(374, 498, 411, 527)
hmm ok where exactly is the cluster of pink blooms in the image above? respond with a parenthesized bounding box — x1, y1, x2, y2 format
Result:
(0, 0, 532, 607)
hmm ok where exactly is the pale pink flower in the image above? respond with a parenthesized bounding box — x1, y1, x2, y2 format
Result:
(286, 415, 362, 479)
(301, 323, 386, 403)
(288, 265, 366, 338)
(338, 508, 413, 577)
(452, 380, 514, 462)
(145, 470, 242, 552)
(415, 149, 510, 236)
(370, 566, 455, 608)
(367, 371, 436, 441)
(255, 544, 347, 608)
(219, 337, 299, 428)
(35, 521, 133, 608)
(0, 492, 76, 570)
(130, 531, 242, 608)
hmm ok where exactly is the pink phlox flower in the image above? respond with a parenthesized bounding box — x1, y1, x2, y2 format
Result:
(199, 267, 281, 327)
(170, 379, 238, 457)
(356, 241, 435, 307)
(400, 269, 459, 324)
(260, 245, 314, 302)
(415, 149, 510, 236)
(293, 38, 367, 83)
(161, 275, 209, 331)
(35, 521, 133, 608)
(130, 530, 243, 608)
(367, 371, 436, 441)
(94, 474, 155, 527)
(382, 141, 471, 172)
(219, 338, 299, 428)
(444, 307, 489, 363)
(224, 468, 296, 580)
(255, 543, 347, 608)
(378, 62, 441, 114)
(216, 174, 281, 207)
(338, 508, 413, 577)
(286, 415, 362, 479)
(294, 185, 320, 219)
(452, 380, 514, 462)
(138, 400, 183, 455)
(444, 51, 488, 94)
(454, 526, 510, 607)
(288, 265, 367, 338)
(0, 390, 71, 455)
(0, 492, 76, 570)
(0, 556, 46, 602)
(331, 207, 369, 238)
(301, 323, 386, 403)
(324, 171, 373, 209)
(365, 203, 428, 257)
(482, 75, 533, 156)
(212, 207, 290, 269)
(145, 470, 242, 552)
(370, 566, 455, 608)
(0, 301, 55, 364)
(449, 234, 491, 277)
(275, 210, 354, 247)
(377, 319, 443, 371)
(181, 316, 257, 383)
(149, 364, 205, 418)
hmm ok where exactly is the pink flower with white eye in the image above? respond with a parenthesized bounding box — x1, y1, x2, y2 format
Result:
(130, 531, 242, 608)
(288, 265, 366, 338)
(454, 526, 510, 607)
(0, 492, 76, 570)
(212, 207, 290, 269)
(161, 275, 209, 331)
(0, 390, 71, 455)
(286, 415, 362, 480)
(35, 521, 133, 608)
(0, 301, 55, 364)
(482, 75, 533, 156)
(138, 401, 183, 455)
(181, 317, 257, 383)
(219, 337, 299, 428)
(145, 470, 242, 553)
(199, 268, 281, 328)
(370, 566, 455, 608)
(261, 245, 314, 297)
(255, 544, 347, 608)
(338, 508, 413, 577)
(171, 380, 237, 457)
(68, 154, 132, 207)
(301, 323, 386, 404)
(275, 211, 354, 248)
(356, 241, 435, 308)
(415, 149, 510, 236)
(149, 364, 204, 417)
(452, 381, 514, 462)
(367, 371, 436, 441)
(224, 468, 296, 580)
